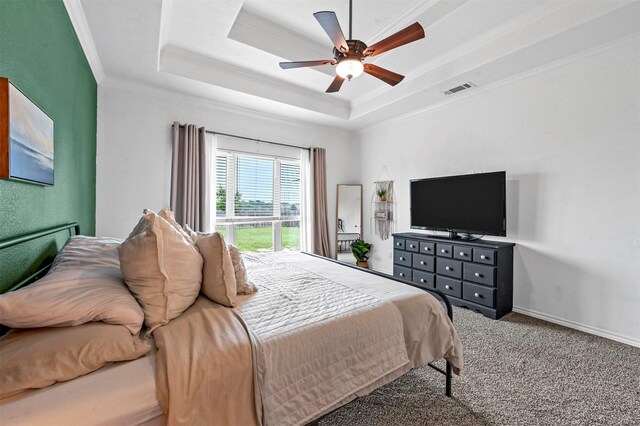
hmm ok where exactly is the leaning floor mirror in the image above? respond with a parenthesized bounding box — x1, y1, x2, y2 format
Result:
(335, 184, 362, 264)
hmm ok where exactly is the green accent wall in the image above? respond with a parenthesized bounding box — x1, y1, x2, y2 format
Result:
(0, 0, 97, 292)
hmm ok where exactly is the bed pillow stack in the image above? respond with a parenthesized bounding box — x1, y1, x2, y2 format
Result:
(118, 210, 203, 335)
(0, 236, 145, 335)
(183, 223, 256, 297)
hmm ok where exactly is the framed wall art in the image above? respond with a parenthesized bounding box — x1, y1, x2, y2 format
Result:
(0, 77, 54, 185)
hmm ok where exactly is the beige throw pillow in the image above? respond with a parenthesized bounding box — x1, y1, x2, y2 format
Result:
(196, 233, 237, 307)
(157, 208, 194, 243)
(228, 245, 257, 295)
(119, 211, 203, 334)
(0, 323, 150, 399)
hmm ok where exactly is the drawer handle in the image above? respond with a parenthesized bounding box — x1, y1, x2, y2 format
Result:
(474, 292, 480, 298)
(399, 273, 404, 277)
(441, 249, 446, 253)
(420, 261, 425, 265)
(420, 279, 425, 283)
(397, 242, 401, 246)
(445, 285, 451, 290)
(445, 266, 452, 271)
(400, 257, 405, 261)
(480, 255, 487, 260)
(459, 251, 465, 256)
(409, 244, 414, 248)
(425, 248, 430, 252)
(475, 272, 481, 277)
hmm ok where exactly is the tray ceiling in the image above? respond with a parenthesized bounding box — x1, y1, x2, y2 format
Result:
(77, 0, 640, 130)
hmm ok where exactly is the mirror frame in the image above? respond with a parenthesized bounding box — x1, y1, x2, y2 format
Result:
(335, 184, 363, 260)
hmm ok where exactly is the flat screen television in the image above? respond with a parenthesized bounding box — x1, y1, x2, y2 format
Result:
(410, 171, 506, 238)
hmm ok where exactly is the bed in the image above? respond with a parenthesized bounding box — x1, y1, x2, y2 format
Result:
(0, 222, 463, 426)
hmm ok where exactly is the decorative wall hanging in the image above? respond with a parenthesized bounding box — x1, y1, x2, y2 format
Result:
(0, 77, 54, 185)
(371, 180, 394, 240)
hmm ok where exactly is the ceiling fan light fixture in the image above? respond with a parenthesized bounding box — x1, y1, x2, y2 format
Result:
(336, 58, 363, 80)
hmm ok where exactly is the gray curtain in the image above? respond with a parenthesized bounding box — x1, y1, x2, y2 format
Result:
(170, 122, 206, 231)
(311, 147, 331, 257)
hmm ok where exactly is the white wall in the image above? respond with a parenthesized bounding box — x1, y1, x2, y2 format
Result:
(96, 81, 359, 257)
(357, 37, 640, 346)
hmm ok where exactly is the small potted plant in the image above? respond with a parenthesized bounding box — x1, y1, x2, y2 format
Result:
(376, 188, 387, 202)
(351, 239, 372, 268)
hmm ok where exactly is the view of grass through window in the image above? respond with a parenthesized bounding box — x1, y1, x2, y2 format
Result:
(215, 153, 301, 252)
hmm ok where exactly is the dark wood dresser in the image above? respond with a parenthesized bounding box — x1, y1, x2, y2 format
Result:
(392, 232, 515, 319)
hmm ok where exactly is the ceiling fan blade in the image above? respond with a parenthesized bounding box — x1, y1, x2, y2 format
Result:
(279, 60, 335, 69)
(364, 22, 425, 57)
(326, 75, 345, 93)
(363, 64, 404, 86)
(313, 11, 348, 53)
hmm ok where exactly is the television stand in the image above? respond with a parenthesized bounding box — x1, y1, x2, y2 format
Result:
(392, 232, 515, 319)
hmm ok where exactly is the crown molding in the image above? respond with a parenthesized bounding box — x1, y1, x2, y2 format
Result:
(356, 32, 640, 134)
(100, 74, 354, 134)
(157, 0, 173, 70)
(351, 0, 639, 116)
(354, 0, 570, 106)
(160, 45, 350, 120)
(364, 0, 452, 46)
(63, 0, 105, 84)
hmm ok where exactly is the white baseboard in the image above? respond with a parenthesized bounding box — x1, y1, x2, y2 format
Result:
(512, 306, 640, 348)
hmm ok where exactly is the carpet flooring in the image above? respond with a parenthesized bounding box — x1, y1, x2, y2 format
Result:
(318, 308, 640, 425)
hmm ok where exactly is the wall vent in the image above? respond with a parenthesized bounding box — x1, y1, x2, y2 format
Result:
(443, 82, 476, 96)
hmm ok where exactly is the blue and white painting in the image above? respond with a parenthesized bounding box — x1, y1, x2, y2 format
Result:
(9, 83, 54, 185)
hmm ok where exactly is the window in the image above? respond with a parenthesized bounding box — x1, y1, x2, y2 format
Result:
(215, 152, 300, 252)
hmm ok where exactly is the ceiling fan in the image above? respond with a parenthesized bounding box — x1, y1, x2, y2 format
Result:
(279, 0, 425, 93)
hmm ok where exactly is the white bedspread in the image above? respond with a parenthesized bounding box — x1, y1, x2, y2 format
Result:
(239, 253, 410, 426)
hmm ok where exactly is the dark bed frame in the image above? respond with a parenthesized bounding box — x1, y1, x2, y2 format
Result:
(0, 223, 453, 398)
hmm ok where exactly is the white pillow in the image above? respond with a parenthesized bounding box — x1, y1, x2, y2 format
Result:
(0, 236, 145, 335)
(118, 211, 203, 335)
(228, 245, 257, 295)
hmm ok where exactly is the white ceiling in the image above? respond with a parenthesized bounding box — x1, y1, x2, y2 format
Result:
(75, 0, 640, 130)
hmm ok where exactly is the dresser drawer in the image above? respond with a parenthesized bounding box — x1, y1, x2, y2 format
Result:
(436, 258, 462, 279)
(412, 253, 434, 272)
(419, 241, 435, 255)
(394, 250, 411, 266)
(473, 248, 497, 265)
(436, 276, 462, 299)
(394, 239, 405, 250)
(463, 282, 496, 308)
(436, 243, 453, 258)
(406, 240, 419, 252)
(454, 245, 472, 261)
(393, 265, 412, 282)
(463, 263, 497, 286)
(412, 270, 435, 288)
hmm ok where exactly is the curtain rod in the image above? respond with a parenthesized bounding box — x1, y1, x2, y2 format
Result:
(172, 124, 311, 151)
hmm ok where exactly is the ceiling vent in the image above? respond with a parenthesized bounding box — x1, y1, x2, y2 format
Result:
(443, 82, 476, 96)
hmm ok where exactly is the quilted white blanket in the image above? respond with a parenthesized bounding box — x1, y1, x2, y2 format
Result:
(238, 253, 410, 426)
